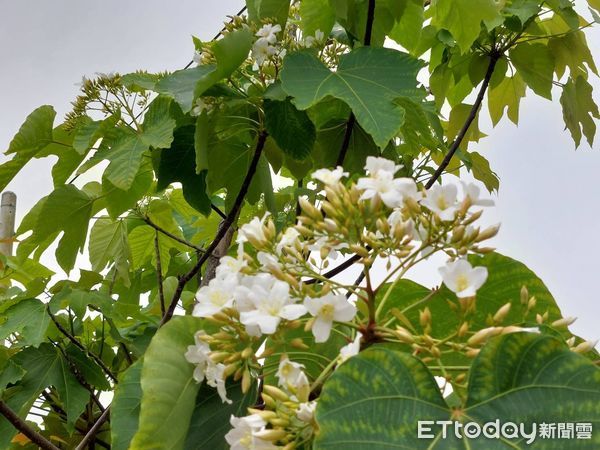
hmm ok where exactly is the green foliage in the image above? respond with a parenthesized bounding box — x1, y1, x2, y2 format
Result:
(314, 334, 600, 449)
(130, 316, 203, 450)
(264, 98, 316, 159)
(111, 361, 143, 450)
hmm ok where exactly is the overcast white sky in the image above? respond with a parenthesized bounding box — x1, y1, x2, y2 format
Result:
(0, 1, 598, 343)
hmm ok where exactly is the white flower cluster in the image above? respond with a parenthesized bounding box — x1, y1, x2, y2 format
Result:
(252, 23, 282, 66)
(184, 330, 231, 404)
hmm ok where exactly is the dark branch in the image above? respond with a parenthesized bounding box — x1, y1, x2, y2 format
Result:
(75, 407, 111, 450)
(425, 52, 501, 189)
(160, 130, 268, 325)
(48, 310, 118, 383)
(335, 113, 356, 167)
(364, 0, 376, 46)
(0, 400, 60, 450)
(306, 254, 362, 285)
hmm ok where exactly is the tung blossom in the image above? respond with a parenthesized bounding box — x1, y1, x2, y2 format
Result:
(462, 181, 494, 207)
(237, 213, 270, 246)
(439, 259, 488, 298)
(276, 356, 309, 391)
(184, 330, 212, 383)
(192, 275, 237, 318)
(365, 156, 402, 176)
(255, 23, 281, 44)
(296, 401, 317, 422)
(236, 274, 306, 335)
(191, 97, 210, 117)
(304, 293, 357, 342)
(252, 37, 277, 66)
(312, 166, 348, 185)
(339, 332, 362, 363)
(421, 184, 458, 221)
(225, 414, 278, 450)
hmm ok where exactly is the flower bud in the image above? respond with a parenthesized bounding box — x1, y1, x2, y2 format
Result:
(254, 429, 288, 442)
(520, 286, 529, 305)
(419, 307, 431, 327)
(263, 385, 289, 402)
(241, 347, 254, 359)
(458, 322, 469, 337)
(467, 327, 501, 346)
(551, 316, 576, 328)
(475, 224, 500, 242)
(493, 303, 511, 323)
(290, 338, 309, 350)
(572, 340, 598, 354)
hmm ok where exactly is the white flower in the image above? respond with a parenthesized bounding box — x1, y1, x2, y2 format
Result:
(296, 401, 317, 422)
(184, 330, 212, 383)
(252, 37, 277, 65)
(439, 259, 488, 298)
(257, 251, 281, 271)
(357, 172, 418, 208)
(225, 414, 277, 450)
(215, 255, 247, 279)
(275, 227, 300, 254)
(236, 274, 306, 335)
(192, 275, 237, 317)
(461, 181, 494, 207)
(276, 356, 310, 391)
(421, 184, 458, 221)
(339, 332, 362, 363)
(364, 156, 402, 176)
(205, 362, 232, 404)
(304, 293, 357, 343)
(237, 213, 270, 246)
(312, 166, 348, 185)
(255, 23, 281, 44)
(191, 97, 210, 117)
(315, 29, 325, 42)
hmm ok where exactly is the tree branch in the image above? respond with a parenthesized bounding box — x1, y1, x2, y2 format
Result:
(143, 216, 205, 253)
(0, 401, 60, 450)
(425, 52, 501, 189)
(47, 310, 118, 383)
(160, 130, 268, 325)
(75, 406, 111, 450)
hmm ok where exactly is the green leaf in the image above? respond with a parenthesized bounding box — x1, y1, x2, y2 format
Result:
(0, 344, 88, 446)
(35, 185, 96, 272)
(103, 158, 153, 219)
(504, 0, 542, 25)
(0, 105, 56, 190)
(246, 0, 291, 26)
(300, 0, 335, 37)
(72, 113, 120, 155)
(130, 316, 204, 450)
(194, 112, 212, 173)
(510, 42, 555, 100)
(264, 98, 316, 159)
(156, 66, 215, 113)
(468, 151, 500, 192)
(446, 103, 483, 145)
(0, 298, 49, 347)
(388, 0, 424, 53)
(431, 0, 501, 53)
(281, 47, 423, 148)
(548, 30, 598, 79)
(314, 346, 449, 449)
(488, 73, 526, 126)
(141, 96, 177, 149)
(111, 361, 143, 450)
(157, 125, 212, 215)
(89, 218, 131, 284)
(103, 129, 151, 190)
(314, 334, 600, 449)
(184, 381, 257, 450)
(65, 345, 111, 391)
(560, 75, 600, 148)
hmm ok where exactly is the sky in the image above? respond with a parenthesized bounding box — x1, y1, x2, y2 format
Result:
(0, 1, 598, 343)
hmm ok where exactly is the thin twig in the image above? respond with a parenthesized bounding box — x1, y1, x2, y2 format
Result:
(143, 216, 205, 253)
(160, 130, 268, 325)
(425, 52, 501, 189)
(47, 310, 118, 383)
(0, 401, 60, 450)
(75, 407, 111, 450)
(154, 229, 166, 317)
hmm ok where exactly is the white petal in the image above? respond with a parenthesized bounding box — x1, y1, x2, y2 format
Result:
(280, 304, 307, 320)
(312, 317, 333, 343)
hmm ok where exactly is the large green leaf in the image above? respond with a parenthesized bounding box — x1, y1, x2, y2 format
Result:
(156, 125, 212, 215)
(314, 334, 600, 449)
(0, 344, 89, 446)
(141, 96, 177, 149)
(388, 0, 425, 53)
(560, 76, 599, 147)
(129, 316, 204, 450)
(281, 47, 423, 148)
(246, 0, 290, 26)
(488, 73, 526, 126)
(104, 129, 151, 191)
(264, 98, 316, 159)
(510, 43, 555, 100)
(0, 298, 49, 347)
(156, 66, 215, 113)
(299, 0, 335, 36)
(111, 361, 143, 450)
(183, 381, 257, 450)
(431, 0, 501, 53)
(0, 105, 55, 190)
(102, 158, 153, 219)
(88, 218, 131, 283)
